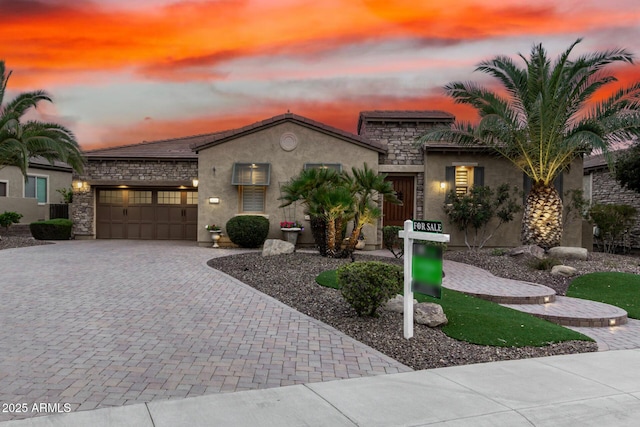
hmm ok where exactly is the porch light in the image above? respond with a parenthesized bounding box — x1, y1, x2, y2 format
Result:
(440, 182, 446, 190)
(75, 181, 83, 189)
(192, 178, 199, 187)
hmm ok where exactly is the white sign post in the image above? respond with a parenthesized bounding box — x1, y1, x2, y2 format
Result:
(399, 219, 450, 339)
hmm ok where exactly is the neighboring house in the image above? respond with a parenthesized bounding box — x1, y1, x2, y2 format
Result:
(0, 158, 72, 223)
(71, 111, 585, 249)
(584, 152, 640, 249)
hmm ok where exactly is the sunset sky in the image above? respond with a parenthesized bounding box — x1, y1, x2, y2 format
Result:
(2, 0, 640, 150)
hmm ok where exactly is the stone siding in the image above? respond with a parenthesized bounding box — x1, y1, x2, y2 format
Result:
(71, 160, 197, 237)
(80, 160, 198, 182)
(360, 121, 438, 221)
(590, 169, 640, 248)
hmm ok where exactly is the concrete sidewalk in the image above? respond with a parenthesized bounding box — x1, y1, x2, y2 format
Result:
(4, 349, 640, 426)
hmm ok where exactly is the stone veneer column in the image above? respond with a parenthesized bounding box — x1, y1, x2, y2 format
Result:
(71, 183, 95, 239)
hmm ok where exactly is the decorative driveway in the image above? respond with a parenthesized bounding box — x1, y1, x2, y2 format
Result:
(0, 241, 409, 422)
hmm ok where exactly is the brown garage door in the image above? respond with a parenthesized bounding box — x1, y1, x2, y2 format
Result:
(96, 189, 197, 240)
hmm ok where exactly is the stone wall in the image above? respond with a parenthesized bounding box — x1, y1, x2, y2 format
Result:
(360, 121, 439, 221)
(360, 121, 436, 166)
(80, 160, 198, 182)
(71, 184, 94, 238)
(590, 169, 640, 248)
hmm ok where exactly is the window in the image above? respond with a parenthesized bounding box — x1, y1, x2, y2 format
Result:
(25, 176, 47, 203)
(98, 190, 123, 204)
(444, 166, 484, 202)
(157, 191, 181, 204)
(240, 186, 266, 213)
(186, 192, 198, 205)
(304, 163, 342, 172)
(232, 163, 270, 213)
(128, 191, 152, 204)
(0, 181, 7, 197)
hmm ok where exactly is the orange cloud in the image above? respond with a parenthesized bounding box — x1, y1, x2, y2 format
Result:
(3, 0, 639, 88)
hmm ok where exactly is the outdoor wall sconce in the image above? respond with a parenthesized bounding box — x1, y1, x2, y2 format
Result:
(209, 197, 220, 204)
(192, 178, 199, 187)
(75, 181, 83, 189)
(440, 182, 446, 190)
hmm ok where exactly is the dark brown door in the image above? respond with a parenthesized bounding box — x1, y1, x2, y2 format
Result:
(383, 176, 414, 227)
(96, 189, 197, 240)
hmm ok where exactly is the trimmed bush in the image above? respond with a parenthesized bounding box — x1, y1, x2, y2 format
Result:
(226, 215, 269, 248)
(338, 261, 403, 316)
(0, 211, 23, 230)
(30, 218, 73, 240)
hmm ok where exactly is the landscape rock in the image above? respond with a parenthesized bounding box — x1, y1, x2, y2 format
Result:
(414, 302, 448, 327)
(551, 265, 578, 277)
(262, 239, 295, 256)
(384, 294, 417, 313)
(508, 245, 545, 259)
(548, 246, 588, 261)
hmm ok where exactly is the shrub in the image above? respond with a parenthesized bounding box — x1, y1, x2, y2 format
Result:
(226, 215, 269, 248)
(0, 211, 23, 230)
(30, 218, 73, 240)
(382, 225, 403, 258)
(443, 184, 521, 250)
(528, 256, 562, 271)
(338, 261, 403, 317)
(589, 203, 637, 254)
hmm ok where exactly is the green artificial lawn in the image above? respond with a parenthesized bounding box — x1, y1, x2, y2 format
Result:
(317, 269, 592, 347)
(567, 272, 640, 319)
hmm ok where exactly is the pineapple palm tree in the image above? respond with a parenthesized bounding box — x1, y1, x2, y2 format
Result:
(419, 39, 640, 248)
(0, 61, 84, 177)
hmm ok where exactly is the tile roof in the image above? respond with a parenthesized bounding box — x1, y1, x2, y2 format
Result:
(583, 149, 630, 171)
(28, 156, 73, 171)
(83, 133, 223, 159)
(358, 110, 455, 134)
(193, 112, 386, 153)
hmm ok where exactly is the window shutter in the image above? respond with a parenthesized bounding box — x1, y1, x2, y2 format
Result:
(473, 167, 485, 187)
(242, 186, 265, 212)
(445, 166, 455, 202)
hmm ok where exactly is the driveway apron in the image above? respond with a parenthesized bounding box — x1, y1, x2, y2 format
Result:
(0, 240, 409, 422)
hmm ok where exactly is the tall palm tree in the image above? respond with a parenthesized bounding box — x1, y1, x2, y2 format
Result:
(419, 39, 640, 248)
(0, 61, 84, 178)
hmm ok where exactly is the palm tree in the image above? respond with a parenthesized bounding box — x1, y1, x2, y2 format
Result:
(0, 61, 84, 178)
(419, 39, 640, 248)
(344, 163, 401, 251)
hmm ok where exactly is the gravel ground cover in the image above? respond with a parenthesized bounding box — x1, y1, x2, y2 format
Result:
(207, 250, 617, 370)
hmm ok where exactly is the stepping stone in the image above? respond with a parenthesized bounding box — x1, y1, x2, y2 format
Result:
(502, 296, 628, 328)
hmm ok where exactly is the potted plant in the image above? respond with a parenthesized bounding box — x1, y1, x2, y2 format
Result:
(280, 221, 303, 246)
(205, 224, 223, 248)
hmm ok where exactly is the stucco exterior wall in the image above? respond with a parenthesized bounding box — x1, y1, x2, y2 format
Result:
(423, 152, 583, 248)
(588, 168, 640, 248)
(0, 165, 72, 223)
(197, 122, 380, 247)
(71, 159, 198, 238)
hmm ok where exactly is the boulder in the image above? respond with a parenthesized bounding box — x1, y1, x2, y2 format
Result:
(508, 245, 545, 259)
(262, 239, 295, 256)
(384, 294, 417, 313)
(548, 246, 588, 261)
(551, 265, 578, 277)
(415, 303, 448, 327)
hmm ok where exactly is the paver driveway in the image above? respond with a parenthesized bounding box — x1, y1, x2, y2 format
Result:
(0, 240, 409, 421)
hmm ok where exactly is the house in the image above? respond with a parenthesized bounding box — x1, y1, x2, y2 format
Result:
(71, 111, 585, 249)
(584, 152, 640, 249)
(0, 158, 72, 223)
